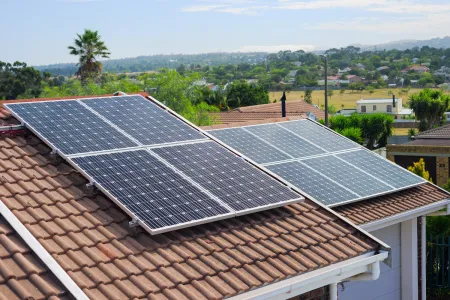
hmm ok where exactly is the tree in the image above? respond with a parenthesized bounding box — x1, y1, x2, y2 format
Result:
(176, 64, 186, 75)
(327, 89, 334, 100)
(226, 82, 269, 108)
(68, 29, 110, 81)
(336, 127, 363, 144)
(0, 61, 42, 100)
(408, 158, 432, 182)
(408, 89, 450, 131)
(304, 89, 313, 104)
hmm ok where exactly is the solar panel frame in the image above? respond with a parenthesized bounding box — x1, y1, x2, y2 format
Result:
(69, 148, 235, 234)
(4, 99, 139, 156)
(6, 95, 306, 235)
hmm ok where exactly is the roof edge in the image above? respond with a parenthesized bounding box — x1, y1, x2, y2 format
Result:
(227, 251, 389, 300)
(0, 199, 89, 299)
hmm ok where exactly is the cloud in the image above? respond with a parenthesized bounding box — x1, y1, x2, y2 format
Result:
(59, 0, 102, 2)
(237, 44, 316, 52)
(181, 4, 228, 12)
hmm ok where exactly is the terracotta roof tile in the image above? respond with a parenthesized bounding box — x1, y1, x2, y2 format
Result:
(335, 183, 450, 225)
(0, 105, 386, 299)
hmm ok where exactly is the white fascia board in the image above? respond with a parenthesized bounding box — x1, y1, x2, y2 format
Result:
(360, 199, 450, 232)
(0, 200, 89, 300)
(227, 251, 388, 300)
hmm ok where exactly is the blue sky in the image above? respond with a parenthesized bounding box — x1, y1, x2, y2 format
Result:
(1, 0, 450, 66)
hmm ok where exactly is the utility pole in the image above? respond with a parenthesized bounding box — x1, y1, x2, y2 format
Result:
(323, 55, 329, 127)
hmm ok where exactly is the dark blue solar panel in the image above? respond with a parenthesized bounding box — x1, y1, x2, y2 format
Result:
(81, 96, 205, 145)
(267, 161, 360, 206)
(280, 120, 358, 152)
(337, 150, 425, 188)
(245, 124, 326, 159)
(152, 141, 301, 211)
(72, 150, 231, 230)
(5, 101, 137, 155)
(208, 128, 291, 164)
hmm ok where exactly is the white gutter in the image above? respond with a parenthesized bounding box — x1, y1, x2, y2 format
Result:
(0, 200, 89, 300)
(360, 199, 450, 232)
(227, 251, 389, 300)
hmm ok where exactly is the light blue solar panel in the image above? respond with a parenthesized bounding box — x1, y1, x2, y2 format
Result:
(208, 127, 291, 164)
(245, 124, 326, 159)
(280, 120, 358, 152)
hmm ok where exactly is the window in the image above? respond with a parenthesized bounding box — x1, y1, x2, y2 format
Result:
(387, 105, 392, 112)
(361, 105, 366, 113)
(373, 105, 377, 111)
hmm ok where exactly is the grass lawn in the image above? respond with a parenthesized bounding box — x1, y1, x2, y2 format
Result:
(392, 128, 415, 135)
(269, 88, 443, 109)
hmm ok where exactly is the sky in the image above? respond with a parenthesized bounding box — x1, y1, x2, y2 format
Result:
(1, 0, 450, 66)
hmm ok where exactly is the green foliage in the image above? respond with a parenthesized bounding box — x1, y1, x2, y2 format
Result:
(408, 88, 450, 130)
(329, 113, 393, 149)
(407, 158, 432, 182)
(226, 81, 269, 108)
(327, 105, 336, 114)
(304, 89, 313, 104)
(0, 61, 43, 100)
(408, 128, 417, 138)
(68, 29, 110, 81)
(336, 127, 363, 144)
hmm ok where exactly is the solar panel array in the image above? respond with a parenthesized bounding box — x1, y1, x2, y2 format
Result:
(5, 96, 302, 234)
(208, 120, 426, 206)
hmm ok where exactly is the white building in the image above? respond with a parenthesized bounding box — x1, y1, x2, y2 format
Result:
(357, 98, 413, 118)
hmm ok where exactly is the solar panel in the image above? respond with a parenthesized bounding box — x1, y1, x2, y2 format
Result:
(81, 96, 206, 146)
(337, 150, 425, 188)
(5, 100, 137, 155)
(267, 161, 360, 206)
(245, 124, 326, 158)
(72, 150, 232, 230)
(208, 127, 291, 164)
(301, 155, 394, 197)
(152, 141, 301, 212)
(279, 120, 358, 152)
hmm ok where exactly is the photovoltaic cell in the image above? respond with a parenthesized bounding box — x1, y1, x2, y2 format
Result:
(280, 120, 358, 152)
(302, 155, 393, 197)
(152, 141, 301, 211)
(208, 127, 291, 164)
(245, 124, 326, 158)
(337, 150, 425, 188)
(267, 161, 359, 206)
(72, 150, 231, 229)
(5, 101, 137, 155)
(81, 96, 205, 145)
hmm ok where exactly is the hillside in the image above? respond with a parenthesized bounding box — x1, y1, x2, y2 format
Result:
(351, 36, 450, 51)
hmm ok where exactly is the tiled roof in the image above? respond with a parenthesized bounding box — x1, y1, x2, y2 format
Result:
(414, 123, 450, 139)
(212, 100, 326, 125)
(335, 183, 449, 225)
(0, 106, 382, 299)
(0, 216, 71, 300)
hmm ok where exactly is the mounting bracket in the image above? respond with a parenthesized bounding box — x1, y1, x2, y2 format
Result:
(129, 218, 140, 228)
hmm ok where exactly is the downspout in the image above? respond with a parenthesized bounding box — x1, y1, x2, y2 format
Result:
(421, 216, 426, 300)
(346, 261, 381, 281)
(329, 283, 338, 300)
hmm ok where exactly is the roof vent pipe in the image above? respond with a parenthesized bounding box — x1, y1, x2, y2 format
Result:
(281, 91, 287, 118)
(393, 95, 396, 108)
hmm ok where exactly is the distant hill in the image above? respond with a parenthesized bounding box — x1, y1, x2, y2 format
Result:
(350, 36, 450, 51)
(35, 52, 268, 76)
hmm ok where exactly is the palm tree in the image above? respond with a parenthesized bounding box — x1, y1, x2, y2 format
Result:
(68, 29, 110, 81)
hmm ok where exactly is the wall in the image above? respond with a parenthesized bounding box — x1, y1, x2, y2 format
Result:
(387, 144, 450, 185)
(338, 224, 401, 300)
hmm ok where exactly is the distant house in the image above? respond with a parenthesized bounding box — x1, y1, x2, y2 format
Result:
(288, 70, 298, 77)
(293, 61, 302, 67)
(377, 66, 389, 71)
(355, 63, 365, 70)
(356, 98, 413, 118)
(412, 57, 419, 63)
(338, 67, 352, 75)
(346, 74, 361, 83)
(401, 65, 430, 74)
(381, 75, 389, 81)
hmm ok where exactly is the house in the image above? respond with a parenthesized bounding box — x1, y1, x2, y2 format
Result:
(387, 123, 450, 185)
(346, 75, 361, 83)
(401, 65, 430, 74)
(338, 67, 352, 75)
(203, 116, 450, 300)
(377, 66, 389, 72)
(318, 76, 340, 86)
(0, 94, 392, 300)
(213, 99, 326, 124)
(356, 98, 413, 118)
(288, 70, 297, 78)
(355, 63, 365, 70)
